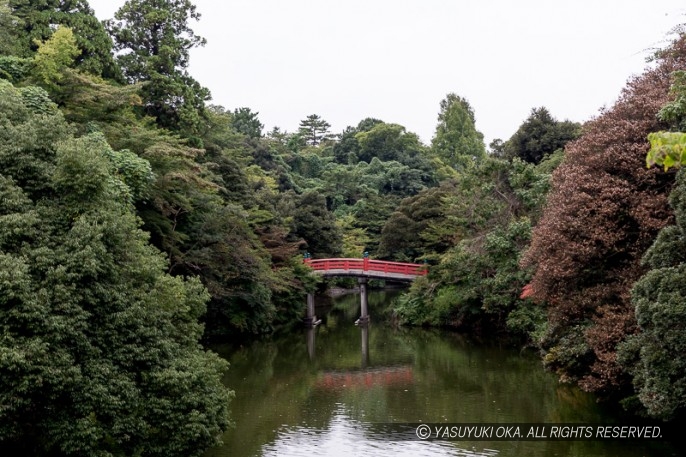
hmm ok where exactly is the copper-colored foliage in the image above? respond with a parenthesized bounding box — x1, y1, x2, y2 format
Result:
(522, 37, 686, 394)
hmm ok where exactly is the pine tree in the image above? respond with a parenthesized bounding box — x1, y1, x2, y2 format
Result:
(298, 114, 333, 146)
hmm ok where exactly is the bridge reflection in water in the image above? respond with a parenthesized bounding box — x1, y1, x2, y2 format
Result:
(306, 325, 414, 390)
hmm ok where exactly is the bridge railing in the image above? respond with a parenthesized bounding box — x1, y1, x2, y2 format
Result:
(304, 258, 427, 276)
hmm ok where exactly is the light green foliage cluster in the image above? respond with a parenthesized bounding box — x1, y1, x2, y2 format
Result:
(32, 25, 79, 86)
(646, 131, 686, 170)
(102, 143, 154, 202)
(56, 132, 154, 204)
(0, 80, 64, 197)
(17, 84, 56, 113)
(509, 151, 562, 214)
(646, 71, 686, 170)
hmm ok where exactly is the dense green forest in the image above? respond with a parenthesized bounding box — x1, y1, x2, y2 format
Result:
(3, 0, 686, 455)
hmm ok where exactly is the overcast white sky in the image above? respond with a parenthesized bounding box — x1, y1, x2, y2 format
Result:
(88, 0, 685, 146)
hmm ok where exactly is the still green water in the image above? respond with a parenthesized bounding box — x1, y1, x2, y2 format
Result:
(206, 290, 679, 457)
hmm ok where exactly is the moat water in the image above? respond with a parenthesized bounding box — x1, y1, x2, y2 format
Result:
(206, 290, 680, 457)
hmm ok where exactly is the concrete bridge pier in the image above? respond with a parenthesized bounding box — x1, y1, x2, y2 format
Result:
(303, 293, 319, 326)
(357, 277, 369, 326)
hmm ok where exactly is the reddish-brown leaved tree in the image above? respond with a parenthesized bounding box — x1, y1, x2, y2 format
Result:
(522, 37, 686, 396)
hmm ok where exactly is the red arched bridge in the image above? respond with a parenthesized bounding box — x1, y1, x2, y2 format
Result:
(303, 257, 427, 282)
(302, 257, 427, 326)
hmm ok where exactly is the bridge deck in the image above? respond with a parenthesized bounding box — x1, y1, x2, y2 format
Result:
(304, 258, 427, 282)
(312, 268, 420, 282)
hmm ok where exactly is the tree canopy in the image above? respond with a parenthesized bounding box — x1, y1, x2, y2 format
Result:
(502, 106, 581, 164)
(0, 80, 231, 456)
(232, 106, 264, 138)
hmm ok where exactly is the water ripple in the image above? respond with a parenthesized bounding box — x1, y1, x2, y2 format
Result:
(261, 413, 499, 457)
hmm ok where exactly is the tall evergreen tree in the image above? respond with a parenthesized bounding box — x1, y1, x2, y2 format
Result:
(107, 0, 210, 135)
(431, 93, 486, 170)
